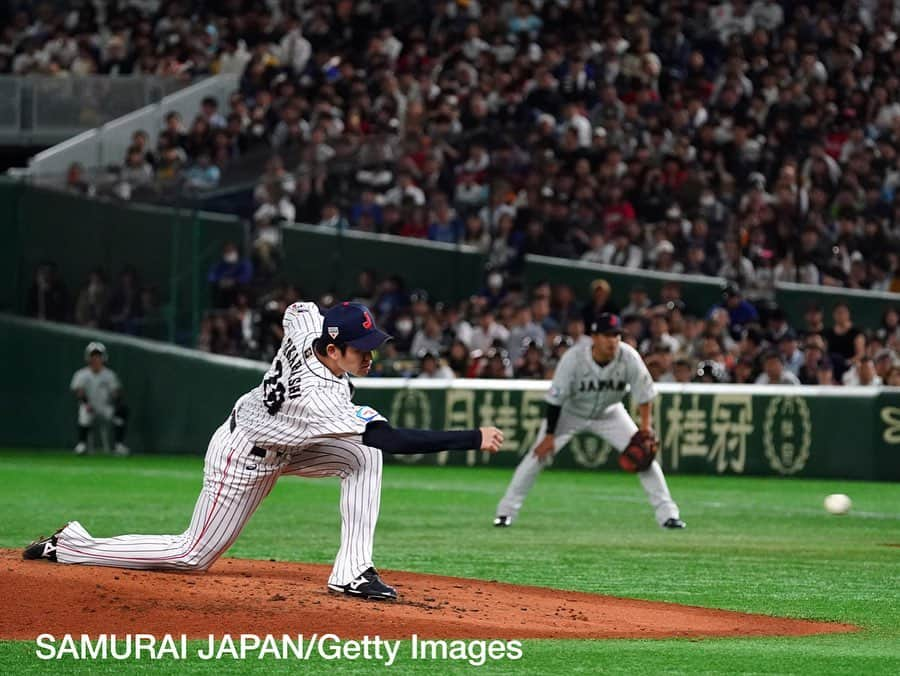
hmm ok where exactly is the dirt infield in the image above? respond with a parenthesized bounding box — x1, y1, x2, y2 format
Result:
(1, 551, 854, 640)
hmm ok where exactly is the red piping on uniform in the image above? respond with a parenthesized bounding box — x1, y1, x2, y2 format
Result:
(57, 446, 239, 563)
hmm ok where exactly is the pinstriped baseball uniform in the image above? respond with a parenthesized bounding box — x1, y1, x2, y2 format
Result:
(496, 341, 680, 525)
(55, 302, 389, 586)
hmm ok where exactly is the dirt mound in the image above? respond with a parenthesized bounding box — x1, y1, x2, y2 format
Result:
(1, 551, 854, 640)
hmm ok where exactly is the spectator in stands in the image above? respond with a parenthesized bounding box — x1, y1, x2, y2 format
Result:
(874, 349, 896, 383)
(816, 358, 836, 386)
(446, 339, 471, 378)
(673, 359, 694, 384)
(108, 267, 142, 335)
(621, 286, 653, 318)
(410, 315, 446, 358)
(778, 330, 804, 376)
(886, 367, 900, 387)
(184, 152, 221, 191)
(208, 242, 252, 309)
(506, 304, 545, 362)
(253, 183, 295, 224)
(823, 302, 866, 365)
(74, 269, 109, 329)
(714, 283, 760, 340)
(481, 347, 513, 379)
(251, 214, 283, 279)
(27, 262, 69, 322)
(428, 198, 463, 243)
(800, 303, 826, 339)
(515, 341, 547, 379)
(65, 163, 95, 197)
(318, 202, 350, 231)
(842, 356, 882, 387)
(580, 279, 618, 327)
(417, 351, 454, 380)
(470, 308, 510, 354)
(116, 147, 154, 200)
(756, 350, 800, 385)
(200, 97, 226, 129)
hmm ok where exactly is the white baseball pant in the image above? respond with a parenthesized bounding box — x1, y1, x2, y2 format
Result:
(55, 418, 382, 586)
(496, 403, 679, 525)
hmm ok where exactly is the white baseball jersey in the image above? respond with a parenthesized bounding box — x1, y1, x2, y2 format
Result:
(547, 341, 656, 417)
(497, 340, 680, 526)
(234, 302, 386, 450)
(55, 301, 389, 587)
(70, 367, 120, 417)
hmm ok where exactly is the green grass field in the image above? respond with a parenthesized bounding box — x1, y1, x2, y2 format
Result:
(1, 448, 898, 674)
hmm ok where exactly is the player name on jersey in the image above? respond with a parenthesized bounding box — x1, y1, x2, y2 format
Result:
(281, 336, 313, 399)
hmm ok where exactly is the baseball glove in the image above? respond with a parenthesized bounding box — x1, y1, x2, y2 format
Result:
(619, 430, 658, 473)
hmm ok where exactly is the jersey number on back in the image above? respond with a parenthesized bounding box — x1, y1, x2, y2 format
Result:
(263, 360, 286, 415)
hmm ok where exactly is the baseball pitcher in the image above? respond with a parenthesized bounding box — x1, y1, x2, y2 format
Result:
(25, 302, 504, 600)
(494, 313, 685, 529)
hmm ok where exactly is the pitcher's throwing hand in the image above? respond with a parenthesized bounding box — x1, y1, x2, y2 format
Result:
(480, 427, 505, 452)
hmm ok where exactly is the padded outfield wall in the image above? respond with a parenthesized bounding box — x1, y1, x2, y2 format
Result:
(2, 315, 898, 481)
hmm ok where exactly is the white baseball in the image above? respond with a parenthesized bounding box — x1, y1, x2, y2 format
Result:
(824, 493, 852, 515)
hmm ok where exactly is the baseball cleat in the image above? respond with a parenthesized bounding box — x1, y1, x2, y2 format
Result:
(328, 567, 397, 600)
(662, 518, 687, 529)
(114, 443, 130, 456)
(493, 515, 512, 528)
(23, 525, 67, 562)
(74, 442, 87, 455)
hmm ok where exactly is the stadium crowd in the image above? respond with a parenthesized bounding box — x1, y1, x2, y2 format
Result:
(28, 252, 900, 387)
(45, 0, 900, 296)
(13, 1, 900, 385)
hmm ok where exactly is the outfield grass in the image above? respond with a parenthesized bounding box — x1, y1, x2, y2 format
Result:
(1, 449, 898, 674)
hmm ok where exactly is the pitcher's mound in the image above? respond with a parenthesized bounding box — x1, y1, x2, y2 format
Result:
(1, 551, 853, 640)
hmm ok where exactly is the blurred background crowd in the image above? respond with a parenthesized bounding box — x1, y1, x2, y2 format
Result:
(11, 0, 900, 384)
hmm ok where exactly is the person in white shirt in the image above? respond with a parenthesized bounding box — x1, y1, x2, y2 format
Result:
(417, 351, 455, 379)
(278, 16, 312, 74)
(842, 356, 883, 386)
(778, 331, 805, 376)
(755, 351, 800, 385)
(470, 308, 511, 354)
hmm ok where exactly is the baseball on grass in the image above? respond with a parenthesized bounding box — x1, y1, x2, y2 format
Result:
(824, 493, 852, 515)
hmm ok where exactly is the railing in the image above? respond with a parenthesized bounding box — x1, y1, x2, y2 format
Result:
(25, 74, 238, 178)
(0, 75, 186, 145)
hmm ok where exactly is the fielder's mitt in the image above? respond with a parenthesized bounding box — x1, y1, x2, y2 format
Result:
(619, 430, 658, 472)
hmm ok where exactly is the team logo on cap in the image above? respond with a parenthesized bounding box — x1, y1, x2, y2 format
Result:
(328, 326, 339, 339)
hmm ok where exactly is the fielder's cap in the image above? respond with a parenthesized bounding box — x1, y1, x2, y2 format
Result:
(321, 302, 391, 352)
(589, 312, 624, 335)
(84, 341, 107, 362)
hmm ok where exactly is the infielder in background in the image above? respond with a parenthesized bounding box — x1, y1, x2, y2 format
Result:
(494, 313, 685, 529)
(71, 342, 129, 456)
(27, 302, 503, 601)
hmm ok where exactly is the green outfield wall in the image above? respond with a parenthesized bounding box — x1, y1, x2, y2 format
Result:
(4, 181, 899, 338)
(0, 180, 244, 341)
(2, 315, 898, 481)
(281, 223, 487, 302)
(523, 254, 725, 315)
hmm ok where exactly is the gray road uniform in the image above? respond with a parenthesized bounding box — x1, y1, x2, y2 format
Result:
(496, 341, 681, 526)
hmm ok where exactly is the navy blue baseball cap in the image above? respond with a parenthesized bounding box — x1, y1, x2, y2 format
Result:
(321, 302, 391, 351)
(590, 312, 624, 335)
